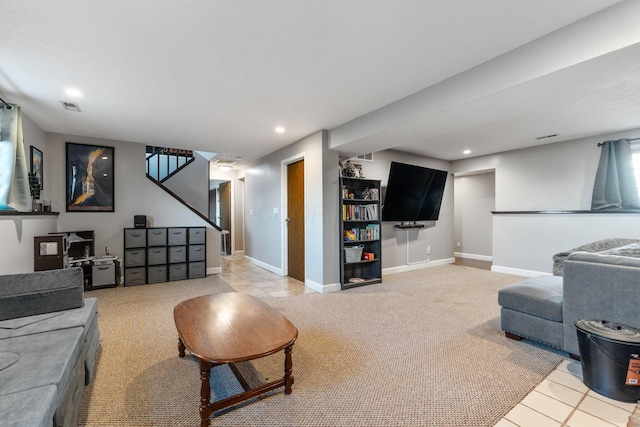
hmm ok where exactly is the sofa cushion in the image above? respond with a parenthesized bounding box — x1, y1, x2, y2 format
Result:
(0, 385, 57, 427)
(567, 250, 640, 268)
(498, 275, 563, 322)
(597, 242, 640, 258)
(552, 238, 640, 276)
(0, 268, 84, 321)
(0, 297, 98, 342)
(0, 327, 83, 404)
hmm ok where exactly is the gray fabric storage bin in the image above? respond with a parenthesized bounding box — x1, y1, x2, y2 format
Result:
(147, 247, 167, 265)
(169, 246, 187, 263)
(0, 268, 84, 321)
(188, 227, 206, 244)
(146, 228, 167, 246)
(169, 264, 187, 281)
(188, 245, 205, 262)
(124, 267, 146, 286)
(147, 266, 167, 284)
(124, 249, 146, 267)
(188, 261, 206, 279)
(124, 229, 146, 248)
(167, 228, 187, 246)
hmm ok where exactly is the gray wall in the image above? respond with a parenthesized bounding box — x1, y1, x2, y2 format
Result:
(350, 150, 454, 273)
(163, 152, 210, 215)
(452, 128, 640, 275)
(244, 130, 340, 292)
(0, 127, 222, 275)
(453, 172, 495, 259)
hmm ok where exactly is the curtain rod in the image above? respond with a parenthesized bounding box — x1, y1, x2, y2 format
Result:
(0, 96, 13, 110)
(597, 137, 640, 146)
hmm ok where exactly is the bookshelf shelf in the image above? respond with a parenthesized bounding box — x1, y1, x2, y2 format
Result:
(339, 177, 382, 290)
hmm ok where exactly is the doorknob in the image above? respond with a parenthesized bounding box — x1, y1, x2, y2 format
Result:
(285, 218, 291, 222)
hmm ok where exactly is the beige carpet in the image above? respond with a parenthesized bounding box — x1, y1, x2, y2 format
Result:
(78, 264, 564, 426)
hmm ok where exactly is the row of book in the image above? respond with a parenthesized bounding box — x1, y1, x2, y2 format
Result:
(344, 224, 380, 241)
(343, 204, 378, 221)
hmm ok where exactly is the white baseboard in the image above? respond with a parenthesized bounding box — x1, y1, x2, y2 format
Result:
(453, 252, 493, 262)
(382, 257, 455, 276)
(234, 250, 245, 256)
(491, 265, 550, 277)
(306, 279, 341, 293)
(207, 267, 222, 275)
(243, 255, 283, 276)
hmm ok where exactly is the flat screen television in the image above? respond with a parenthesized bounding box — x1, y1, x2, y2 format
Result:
(381, 161, 447, 222)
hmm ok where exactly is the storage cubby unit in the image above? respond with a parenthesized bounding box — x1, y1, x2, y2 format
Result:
(339, 177, 382, 289)
(123, 226, 207, 286)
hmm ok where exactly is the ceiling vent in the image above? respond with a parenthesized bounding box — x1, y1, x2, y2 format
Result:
(60, 101, 81, 112)
(535, 134, 557, 140)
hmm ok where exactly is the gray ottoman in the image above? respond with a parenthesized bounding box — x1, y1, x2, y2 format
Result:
(498, 275, 564, 350)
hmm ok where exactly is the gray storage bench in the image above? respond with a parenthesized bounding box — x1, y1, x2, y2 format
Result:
(0, 268, 100, 427)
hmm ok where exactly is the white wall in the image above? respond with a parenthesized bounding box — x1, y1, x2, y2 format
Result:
(452, 128, 640, 275)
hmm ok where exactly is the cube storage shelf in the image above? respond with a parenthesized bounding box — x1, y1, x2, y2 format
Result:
(123, 226, 206, 286)
(339, 177, 382, 289)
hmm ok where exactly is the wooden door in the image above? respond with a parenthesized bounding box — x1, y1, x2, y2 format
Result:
(287, 160, 305, 281)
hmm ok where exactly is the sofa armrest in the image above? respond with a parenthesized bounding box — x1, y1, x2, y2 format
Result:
(563, 254, 640, 356)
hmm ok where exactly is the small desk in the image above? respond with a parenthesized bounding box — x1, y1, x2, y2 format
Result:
(174, 293, 298, 427)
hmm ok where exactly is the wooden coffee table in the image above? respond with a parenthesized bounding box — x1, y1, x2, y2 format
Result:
(174, 292, 298, 427)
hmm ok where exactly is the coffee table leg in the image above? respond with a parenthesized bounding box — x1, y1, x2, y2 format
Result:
(284, 345, 294, 394)
(178, 337, 186, 358)
(199, 360, 213, 427)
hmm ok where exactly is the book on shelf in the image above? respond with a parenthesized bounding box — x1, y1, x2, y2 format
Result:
(342, 204, 378, 221)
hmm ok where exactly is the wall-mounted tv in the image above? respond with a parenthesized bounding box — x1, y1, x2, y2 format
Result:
(381, 161, 448, 222)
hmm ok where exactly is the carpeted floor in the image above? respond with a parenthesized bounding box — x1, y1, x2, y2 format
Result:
(78, 264, 565, 426)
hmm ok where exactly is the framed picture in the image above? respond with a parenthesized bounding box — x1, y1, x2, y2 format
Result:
(66, 142, 115, 212)
(30, 146, 43, 190)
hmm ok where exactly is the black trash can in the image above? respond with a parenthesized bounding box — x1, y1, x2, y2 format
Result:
(575, 319, 640, 402)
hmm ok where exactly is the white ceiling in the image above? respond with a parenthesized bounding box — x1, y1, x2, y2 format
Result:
(2, 0, 638, 165)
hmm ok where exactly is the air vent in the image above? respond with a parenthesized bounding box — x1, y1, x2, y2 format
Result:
(535, 134, 557, 140)
(354, 153, 374, 162)
(60, 101, 81, 112)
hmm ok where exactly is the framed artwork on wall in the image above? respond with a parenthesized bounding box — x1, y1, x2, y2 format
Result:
(30, 146, 43, 190)
(66, 142, 115, 212)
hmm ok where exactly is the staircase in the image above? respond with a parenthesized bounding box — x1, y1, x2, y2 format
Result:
(145, 146, 195, 183)
(144, 146, 220, 230)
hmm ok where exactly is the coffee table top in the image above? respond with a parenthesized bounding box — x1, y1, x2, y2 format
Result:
(174, 292, 298, 363)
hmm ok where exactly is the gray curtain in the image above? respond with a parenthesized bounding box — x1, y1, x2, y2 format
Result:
(591, 138, 640, 211)
(0, 104, 32, 211)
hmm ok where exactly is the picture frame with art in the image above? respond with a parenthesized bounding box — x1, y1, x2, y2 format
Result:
(30, 146, 43, 190)
(66, 142, 115, 212)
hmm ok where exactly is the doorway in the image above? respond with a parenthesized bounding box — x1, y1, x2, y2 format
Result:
(286, 159, 305, 282)
(210, 179, 231, 255)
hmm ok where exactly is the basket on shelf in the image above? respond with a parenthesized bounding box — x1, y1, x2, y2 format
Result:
(344, 245, 364, 263)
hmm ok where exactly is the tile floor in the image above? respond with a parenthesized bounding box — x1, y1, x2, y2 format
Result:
(219, 256, 636, 427)
(494, 359, 636, 427)
(217, 254, 316, 297)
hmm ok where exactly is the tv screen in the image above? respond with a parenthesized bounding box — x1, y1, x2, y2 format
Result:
(381, 162, 447, 222)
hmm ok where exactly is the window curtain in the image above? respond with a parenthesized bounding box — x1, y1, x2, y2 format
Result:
(591, 138, 640, 211)
(0, 104, 32, 211)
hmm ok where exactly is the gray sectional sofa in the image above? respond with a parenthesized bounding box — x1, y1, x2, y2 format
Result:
(0, 268, 100, 427)
(498, 238, 640, 357)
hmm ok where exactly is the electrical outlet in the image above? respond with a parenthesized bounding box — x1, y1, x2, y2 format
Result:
(457, 242, 461, 248)
(427, 246, 431, 255)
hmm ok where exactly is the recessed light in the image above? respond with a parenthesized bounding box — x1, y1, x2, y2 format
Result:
(275, 126, 285, 134)
(65, 88, 82, 98)
(463, 149, 471, 155)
